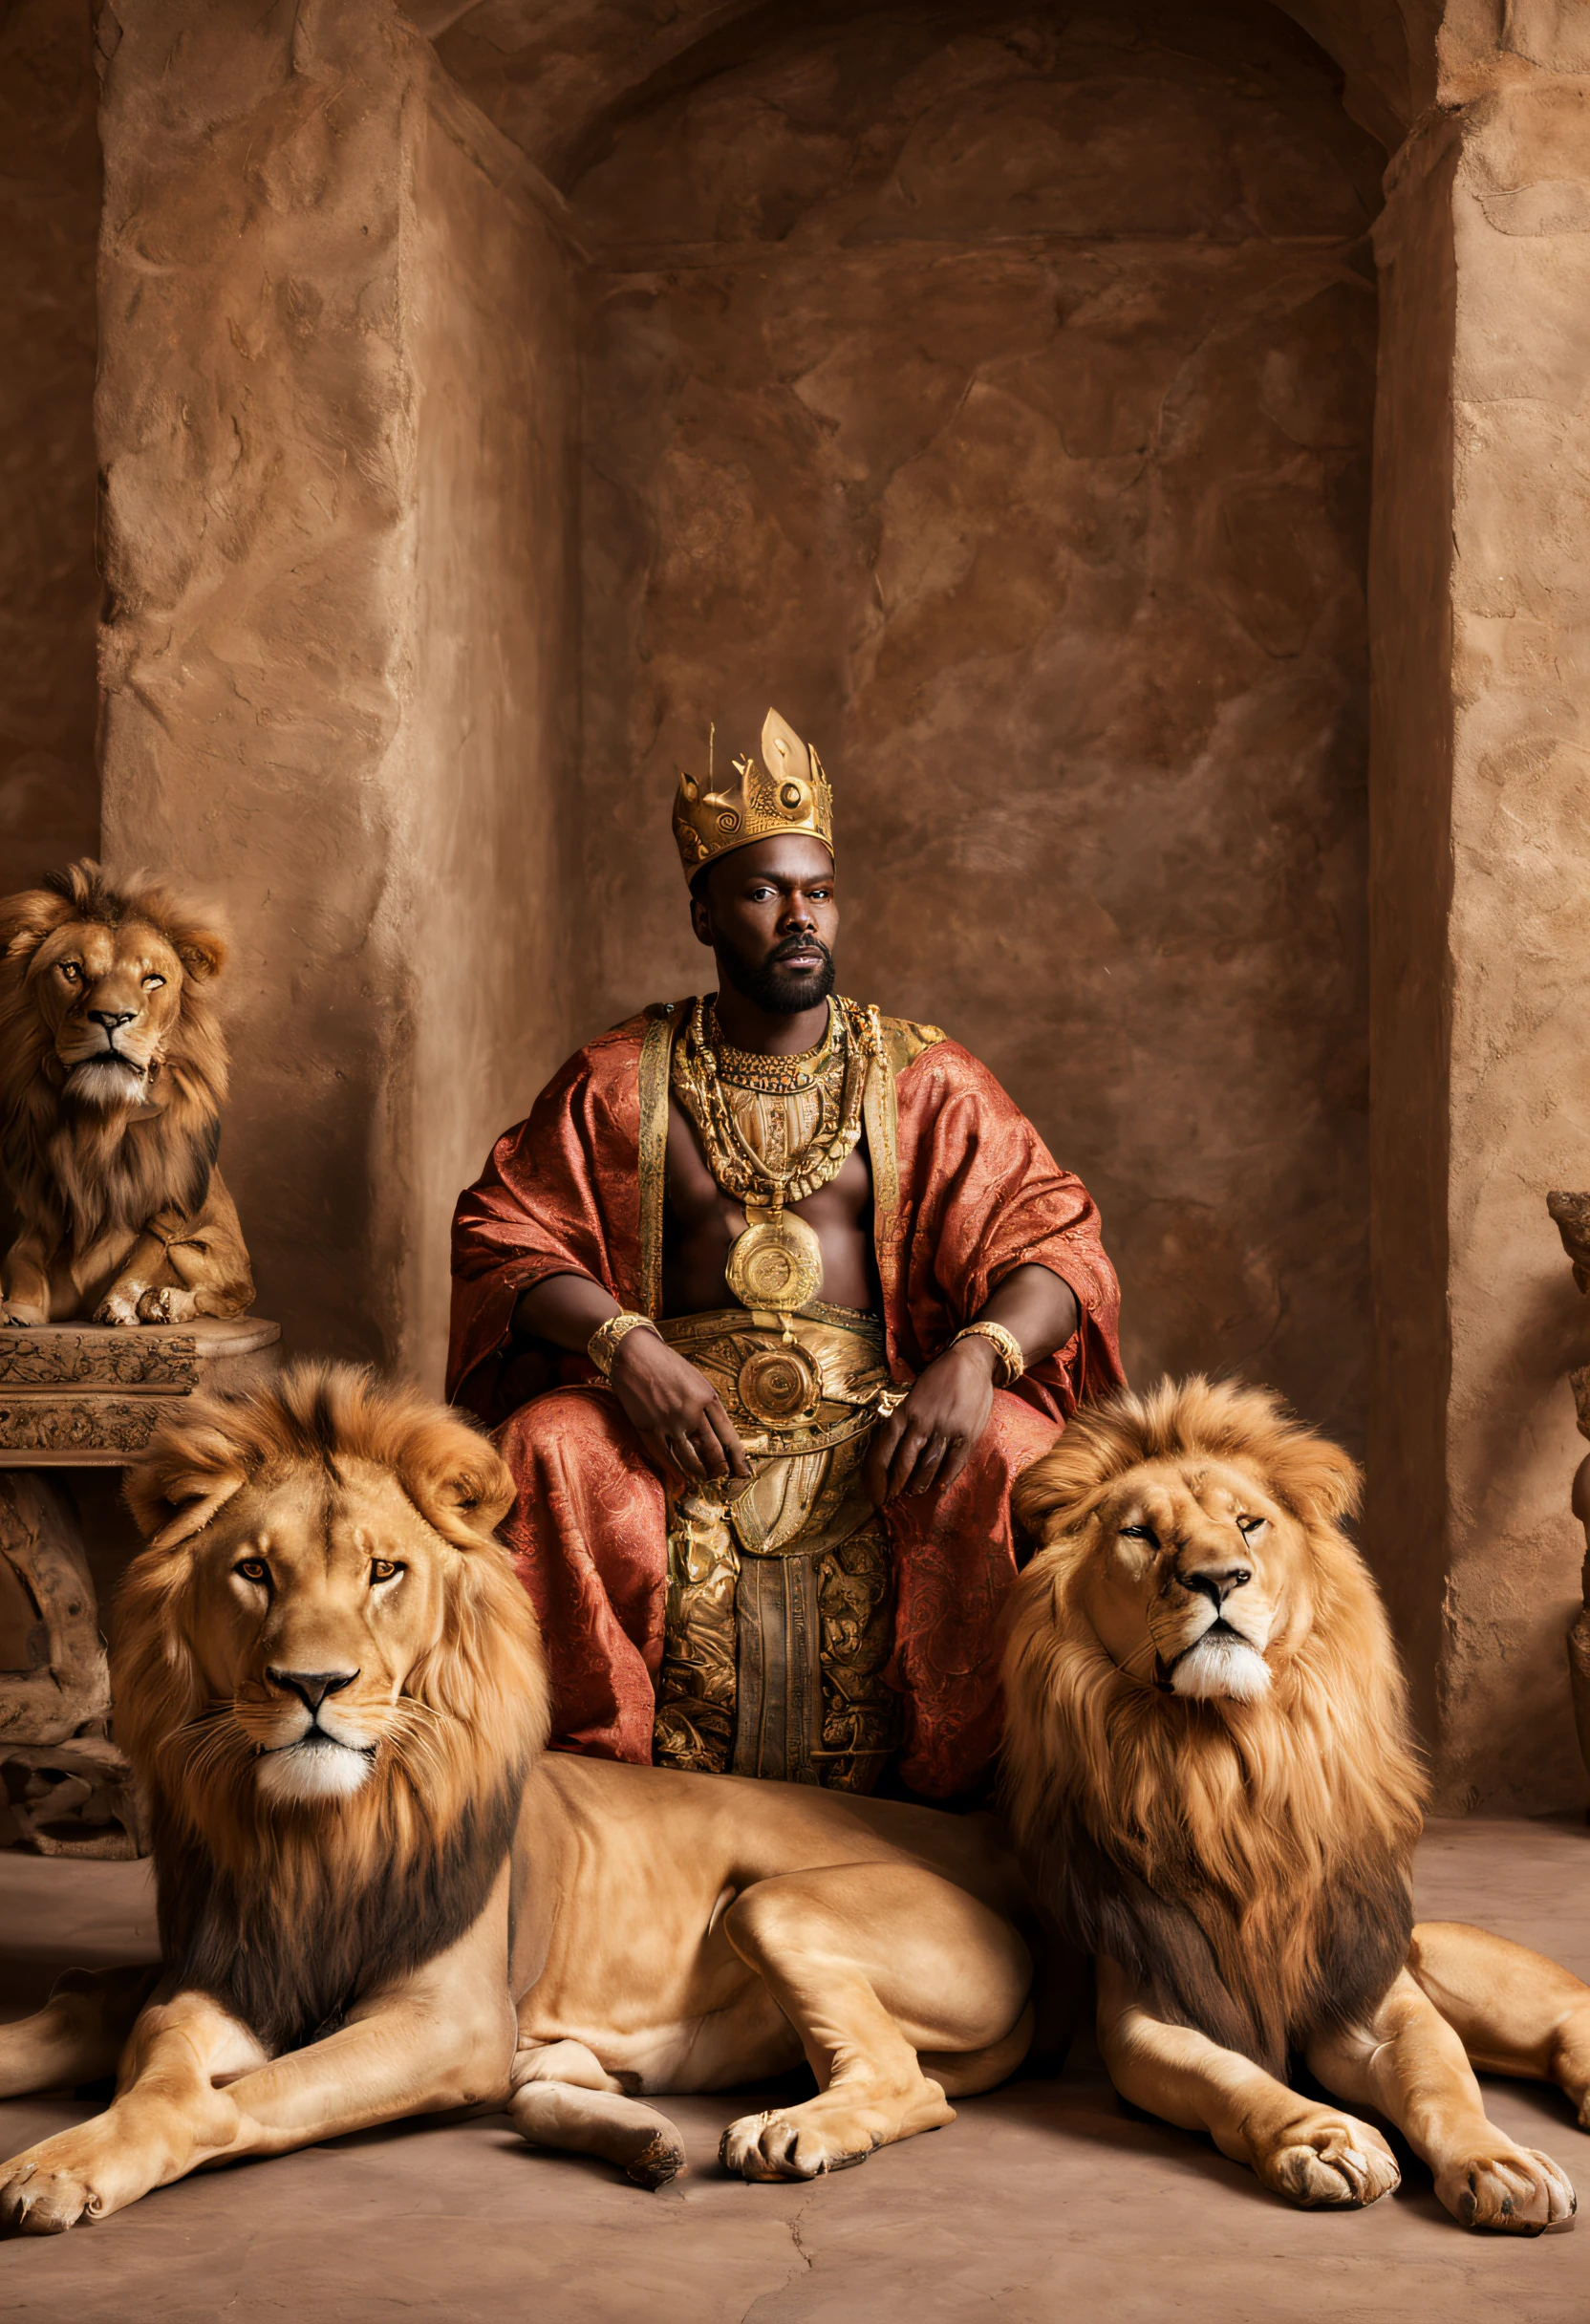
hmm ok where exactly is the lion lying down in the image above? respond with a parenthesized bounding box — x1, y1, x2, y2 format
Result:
(0, 1367, 1584, 2237)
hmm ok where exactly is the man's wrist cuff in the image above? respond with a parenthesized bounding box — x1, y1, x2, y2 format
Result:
(588, 1312, 660, 1378)
(950, 1320, 1024, 1389)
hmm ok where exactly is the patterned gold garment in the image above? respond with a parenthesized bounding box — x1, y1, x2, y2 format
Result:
(651, 1302, 900, 1794)
(655, 1003, 906, 1792)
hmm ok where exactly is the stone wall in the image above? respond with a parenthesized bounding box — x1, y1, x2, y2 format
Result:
(1382, 39, 1590, 1812)
(95, 0, 580, 1376)
(573, 1, 1382, 1449)
(0, 0, 99, 890)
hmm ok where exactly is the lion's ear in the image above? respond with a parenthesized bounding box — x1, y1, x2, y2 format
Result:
(1269, 1434, 1362, 1530)
(0, 886, 71, 963)
(175, 927, 226, 981)
(125, 1436, 250, 1550)
(400, 1424, 516, 1548)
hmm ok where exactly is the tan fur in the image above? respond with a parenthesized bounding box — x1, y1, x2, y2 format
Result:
(117, 1366, 546, 1976)
(0, 1368, 1583, 2237)
(0, 859, 252, 1323)
(1005, 1376, 1424, 2064)
(0, 1365, 1034, 2231)
(1003, 1378, 1582, 2231)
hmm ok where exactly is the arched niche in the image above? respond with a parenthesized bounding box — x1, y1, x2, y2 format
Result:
(556, 1, 1384, 1446)
(418, 0, 1444, 175)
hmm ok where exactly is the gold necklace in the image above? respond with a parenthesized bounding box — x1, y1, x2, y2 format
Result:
(708, 1001, 837, 1093)
(675, 995, 879, 1311)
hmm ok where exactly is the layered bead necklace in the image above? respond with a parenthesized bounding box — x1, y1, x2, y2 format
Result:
(673, 994, 879, 1311)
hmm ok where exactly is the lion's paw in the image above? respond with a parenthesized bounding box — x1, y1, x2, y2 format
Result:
(136, 1285, 196, 1324)
(1436, 2144, 1577, 2235)
(1258, 2115, 1401, 2210)
(0, 2151, 106, 2237)
(93, 1291, 140, 1327)
(721, 2106, 877, 2183)
(0, 1306, 41, 1327)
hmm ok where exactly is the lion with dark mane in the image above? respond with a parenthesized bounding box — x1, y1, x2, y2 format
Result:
(0, 1362, 1036, 2229)
(0, 859, 251, 1325)
(0, 1366, 1586, 2237)
(1006, 1376, 1589, 2231)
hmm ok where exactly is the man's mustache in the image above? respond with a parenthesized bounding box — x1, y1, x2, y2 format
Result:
(770, 936, 831, 966)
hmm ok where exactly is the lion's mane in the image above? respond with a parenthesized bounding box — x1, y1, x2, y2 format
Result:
(116, 1364, 548, 2052)
(0, 860, 229, 1251)
(1004, 1377, 1427, 2076)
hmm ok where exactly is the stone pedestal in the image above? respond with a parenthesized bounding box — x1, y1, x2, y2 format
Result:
(0, 1317, 281, 1465)
(0, 1317, 280, 1856)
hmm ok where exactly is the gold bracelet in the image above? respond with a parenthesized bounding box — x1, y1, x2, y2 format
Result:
(951, 1320, 1025, 1390)
(587, 1311, 660, 1379)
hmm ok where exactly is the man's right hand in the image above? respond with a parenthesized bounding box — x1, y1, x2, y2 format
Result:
(610, 1329, 751, 1483)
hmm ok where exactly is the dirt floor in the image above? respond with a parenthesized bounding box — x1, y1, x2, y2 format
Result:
(2, 1818, 1589, 2321)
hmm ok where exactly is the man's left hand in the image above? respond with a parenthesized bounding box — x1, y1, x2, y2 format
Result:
(865, 1335, 999, 1505)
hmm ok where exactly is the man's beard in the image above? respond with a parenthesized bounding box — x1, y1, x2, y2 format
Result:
(719, 936, 836, 1017)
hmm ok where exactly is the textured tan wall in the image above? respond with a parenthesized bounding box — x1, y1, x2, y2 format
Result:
(572, 1, 1381, 1449)
(96, 0, 579, 1383)
(0, 0, 99, 888)
(1366, 114, 1459, 1757)
(1436, 65, 1590, 1812)
(401, 79, 582, 1376)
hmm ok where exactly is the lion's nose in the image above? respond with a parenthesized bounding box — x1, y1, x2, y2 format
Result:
(87, 1008, 137, 1031)
(1179, 1564, 1251, 1609)
(266, 1667, 359, 1712)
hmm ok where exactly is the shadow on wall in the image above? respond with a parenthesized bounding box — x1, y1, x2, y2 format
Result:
(568, 0, 1381, 1453)
(0, 0, 100, 891)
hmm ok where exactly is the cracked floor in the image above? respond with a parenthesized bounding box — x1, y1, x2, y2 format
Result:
(3, 1818, 1590, 2321)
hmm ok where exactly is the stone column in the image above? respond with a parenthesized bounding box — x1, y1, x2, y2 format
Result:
(95, 0, 579, 1382)
(1369, 11, 1590, 1809)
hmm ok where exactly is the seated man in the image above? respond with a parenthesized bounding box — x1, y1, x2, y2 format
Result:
(448, 709, 1121, 1798)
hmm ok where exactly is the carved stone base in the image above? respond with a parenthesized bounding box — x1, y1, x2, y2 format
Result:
(0, 1472, 110, 1746)
(1566, 1406, 1590, 1807)
(0, 1736, 148, 1859)
(0, 1316, 281, 1464)
(1571, 1604, 1590, 1810)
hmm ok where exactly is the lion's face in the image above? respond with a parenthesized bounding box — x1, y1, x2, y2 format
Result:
(1072, 1453, 1316, 1704)
(175, 1461, 463, 1807)
(117, 1366, 545, 1848)
(29, 914, 190, 1110)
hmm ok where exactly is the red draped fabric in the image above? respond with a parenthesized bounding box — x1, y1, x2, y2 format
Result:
(448, 1005, 1125, 1797)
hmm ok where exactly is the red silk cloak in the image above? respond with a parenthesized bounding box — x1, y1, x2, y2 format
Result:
(447, 1003, 1124, 1795)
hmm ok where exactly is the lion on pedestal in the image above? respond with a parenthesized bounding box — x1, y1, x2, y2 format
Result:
(0, 1366, 1586, 2236)
(0, 860, 252, 1326)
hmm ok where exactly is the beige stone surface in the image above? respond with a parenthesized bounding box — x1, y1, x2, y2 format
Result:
(1438, 65, 1590, 1812)
(3, 1820, 1589, 2318)
(0, 0, 99, 891)
(572, 3, 1382, 1451)
(94, 1, 581, 1376)
(423, 0, 1444, 186)
(1361, 32, 1590, 1813)
(11, 0, 1590, 1816)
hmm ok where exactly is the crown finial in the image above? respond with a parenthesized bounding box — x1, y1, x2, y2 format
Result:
(672, 707, 834, 883)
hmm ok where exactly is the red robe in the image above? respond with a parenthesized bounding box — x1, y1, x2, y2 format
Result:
(449, 1002, 1123, 1796)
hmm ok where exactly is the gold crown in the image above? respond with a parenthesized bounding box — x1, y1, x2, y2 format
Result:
(673, 708, 834, 882)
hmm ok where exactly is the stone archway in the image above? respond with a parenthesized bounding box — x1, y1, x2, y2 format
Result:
(86, 0, 1590, 1812)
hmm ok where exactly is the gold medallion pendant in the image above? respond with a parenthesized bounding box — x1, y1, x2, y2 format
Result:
(672, 992, 885, 1321)
(724, 1203, 824, 1315)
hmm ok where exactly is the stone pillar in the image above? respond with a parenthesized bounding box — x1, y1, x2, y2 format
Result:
(1369, 13, 1590, 1809)
(95, 0, 579, 1382)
